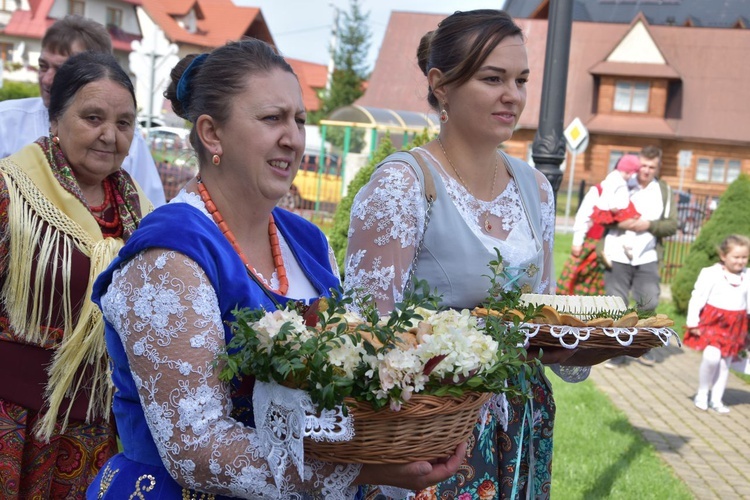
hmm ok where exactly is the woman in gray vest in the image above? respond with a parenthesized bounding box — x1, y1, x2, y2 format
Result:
(345, 9, 587, 499)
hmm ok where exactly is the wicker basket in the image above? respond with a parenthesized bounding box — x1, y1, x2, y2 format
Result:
(523, 323, 678, 354)
(305, 391, 491, 464)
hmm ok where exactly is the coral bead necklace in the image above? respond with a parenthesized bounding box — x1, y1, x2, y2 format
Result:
(89, 177, 123, 237)
(196, 176, 288, 295)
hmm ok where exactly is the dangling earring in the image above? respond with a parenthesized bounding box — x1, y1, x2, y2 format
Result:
(212, 154, 221, 166)
(439, 102, 449, 123)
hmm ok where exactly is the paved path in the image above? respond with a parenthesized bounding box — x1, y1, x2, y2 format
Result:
(590, 344, 750, 499)
(554, 216, 750, 497)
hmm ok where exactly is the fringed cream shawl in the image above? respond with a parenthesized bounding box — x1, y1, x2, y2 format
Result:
(0, 144, 152, 440)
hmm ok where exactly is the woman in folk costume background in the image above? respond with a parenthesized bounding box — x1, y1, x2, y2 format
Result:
(345, 9, 590, 499)
(0, 52, 151, 498)
(556, 154, 642, 296)
(87, 38, 464, 499)
(556, 180, 608, 296)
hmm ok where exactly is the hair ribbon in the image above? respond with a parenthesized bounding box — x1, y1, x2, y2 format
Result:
(176, 53, 209, 112)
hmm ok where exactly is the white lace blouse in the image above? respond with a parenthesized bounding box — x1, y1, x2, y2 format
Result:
(344, 148, 590, 383)
(100, 191, 360, 499)
(344, 147, 556, 310)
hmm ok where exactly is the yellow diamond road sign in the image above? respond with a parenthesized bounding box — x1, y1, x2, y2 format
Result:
(564, 117, 588, 152)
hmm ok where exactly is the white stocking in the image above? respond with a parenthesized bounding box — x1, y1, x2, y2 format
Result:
(710, 355, 731, 405)
(698, 346, 730, 404)
(697, 346, 721, 398)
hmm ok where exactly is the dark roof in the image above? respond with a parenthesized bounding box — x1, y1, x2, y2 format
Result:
(504, 0, 750, 28)
(357, 12, 750, 145)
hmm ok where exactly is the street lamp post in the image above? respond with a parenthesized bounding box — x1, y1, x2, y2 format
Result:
(531, 0, 575, 203)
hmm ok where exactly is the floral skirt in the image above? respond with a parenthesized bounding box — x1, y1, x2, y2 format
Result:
(683, 304, 749, 358)
(556, 238, 606, 296)
(363, 365, 555, 499)
(0, 399, 117, 499)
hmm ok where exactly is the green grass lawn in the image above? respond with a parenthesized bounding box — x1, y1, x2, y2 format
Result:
(551, 230, 694, 498)
(550, 374, 693, 499)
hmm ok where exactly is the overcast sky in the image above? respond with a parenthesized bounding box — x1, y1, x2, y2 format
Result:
(234, 0, 507, 68)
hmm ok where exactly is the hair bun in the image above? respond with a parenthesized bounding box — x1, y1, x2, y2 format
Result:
(416, 30, 436, 75)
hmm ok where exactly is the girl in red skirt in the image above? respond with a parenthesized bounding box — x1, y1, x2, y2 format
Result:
(684, 234, 750, 414)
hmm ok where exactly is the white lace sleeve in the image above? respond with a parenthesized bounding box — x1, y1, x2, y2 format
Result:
(101, 249, 361, 498)
(344, 161, 425, 313)
(533, 171, 591, 383)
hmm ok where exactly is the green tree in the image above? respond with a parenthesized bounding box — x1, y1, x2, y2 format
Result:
(0, 80, 40, 101)
(313, 0, 371, 153)
(671, 174, 750, 313)
(330, 129, 434, 275)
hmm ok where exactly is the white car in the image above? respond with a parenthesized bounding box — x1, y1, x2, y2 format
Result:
(146, 126, 192, 150)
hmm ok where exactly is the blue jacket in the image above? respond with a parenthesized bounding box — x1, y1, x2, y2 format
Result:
(88, 203, 339, 499)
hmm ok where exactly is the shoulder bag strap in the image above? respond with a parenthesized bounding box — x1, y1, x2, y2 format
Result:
(381, 151, 436, 202)
(408, 151, 437, 203)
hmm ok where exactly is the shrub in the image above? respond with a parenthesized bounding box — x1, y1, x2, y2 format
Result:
(330, 129, 434, 275)
(671, 174, 750, 313)
(0, 80, 40, 101)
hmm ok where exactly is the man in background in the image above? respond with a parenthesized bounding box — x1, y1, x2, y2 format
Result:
(604, 145, 678, 367)
(0, 15, 166, 207)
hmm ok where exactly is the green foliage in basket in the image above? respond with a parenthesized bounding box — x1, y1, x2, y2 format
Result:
(217, 255, 535, 413)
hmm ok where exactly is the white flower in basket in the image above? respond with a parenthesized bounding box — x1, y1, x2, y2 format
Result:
(218, 273, 532, 468)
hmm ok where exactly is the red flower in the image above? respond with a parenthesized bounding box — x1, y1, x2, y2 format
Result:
(477, 479, 497, 500)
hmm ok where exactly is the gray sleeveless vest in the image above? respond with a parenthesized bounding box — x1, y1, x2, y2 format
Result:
(379, 150, 545, 309)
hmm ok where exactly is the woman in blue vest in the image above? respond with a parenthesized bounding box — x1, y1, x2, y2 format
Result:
(87, 39, 465, 500)
(345, 10, 589, 499)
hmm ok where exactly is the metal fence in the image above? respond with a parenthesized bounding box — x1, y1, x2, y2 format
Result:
(660, 191, 717, 284)
(277, 153, 343, 214)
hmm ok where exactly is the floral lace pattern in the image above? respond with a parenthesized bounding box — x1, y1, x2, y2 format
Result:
(253, 380, 355, 494)
(344, 148, 588, 383)
(345, 148, 555, 313)
(101, 248, 361, 499)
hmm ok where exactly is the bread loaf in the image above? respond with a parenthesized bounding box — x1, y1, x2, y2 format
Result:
(474, 294, 675, 327)
(520, 294, 627, 319)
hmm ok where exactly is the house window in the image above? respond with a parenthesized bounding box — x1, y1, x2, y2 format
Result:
(696, 157, 742, 184)
(69, 0, 85, 16)
(727, 159, 742, 183)
(106, 7, 122, 28)
(614, 81, 650, 113)
(608, 151, 624, 172)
